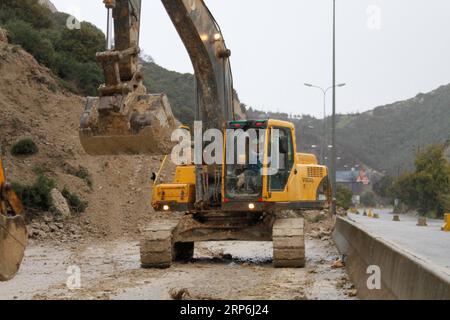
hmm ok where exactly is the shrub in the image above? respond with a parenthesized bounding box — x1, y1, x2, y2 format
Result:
(66, 165, 93, 190)
(62, 188, 87, 214)
(336, 185, 353, 210)
(11, 138, 38, 156)
(361, 191, 377, 207)
(373, 175, 394, 200)
(5, 20, 56, 68)
(12, 175, 55, 211)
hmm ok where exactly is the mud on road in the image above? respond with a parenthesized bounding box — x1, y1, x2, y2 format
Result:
(0, 236, 355, 300)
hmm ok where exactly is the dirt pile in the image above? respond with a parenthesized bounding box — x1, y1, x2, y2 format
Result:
(0, 38, 167, 240)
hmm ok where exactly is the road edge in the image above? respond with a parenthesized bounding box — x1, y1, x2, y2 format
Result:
(333, 216, 450, 300)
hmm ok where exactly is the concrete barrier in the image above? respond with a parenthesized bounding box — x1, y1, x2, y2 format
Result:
(333, 216, 450, 300)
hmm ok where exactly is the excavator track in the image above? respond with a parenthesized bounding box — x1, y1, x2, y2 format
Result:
(140, 220, 193, 268)
(272, 218, 306, 268)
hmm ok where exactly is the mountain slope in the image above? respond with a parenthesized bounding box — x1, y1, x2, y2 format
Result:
(0, 33, 166, 238)
(335, 86, 450, 173)
(246, 85, 450, 174)
(38, 0, 57, 13)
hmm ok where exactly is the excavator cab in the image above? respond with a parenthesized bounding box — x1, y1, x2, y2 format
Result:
(0, 157, 27, 281)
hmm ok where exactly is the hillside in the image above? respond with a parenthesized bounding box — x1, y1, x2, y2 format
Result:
(246, 85, 450, 175)
(38, 0, 57, 13)
(0, 32, 168, 239)
(334, 87, 450, 174)
(2, 0, 448, 190)
(300, 86, 450, 174)
(141, 60, 246, 125)
(0, 0, 105, 96)
(142, 61, 196, 125)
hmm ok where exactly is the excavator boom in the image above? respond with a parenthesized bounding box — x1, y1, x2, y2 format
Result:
(161, 0, 235, 129)
(0, 158, 27, 282)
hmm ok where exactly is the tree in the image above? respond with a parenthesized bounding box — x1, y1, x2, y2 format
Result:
(0, 0, 53, 29)
(55, 21, 105, 63)
(393, 144, 450, 217)
(5, 20, 56, 68)
(373, 175, 394, 200)
(361, 191, 377, 207)
(336, 186, 353, 210)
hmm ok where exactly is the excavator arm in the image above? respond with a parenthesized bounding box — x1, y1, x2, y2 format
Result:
(0, 158, 27, 282)
(79, 0, 237, 155)
(161, 0, 235, 129)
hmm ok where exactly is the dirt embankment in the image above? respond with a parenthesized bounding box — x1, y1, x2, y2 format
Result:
(0, 30, 168, 241)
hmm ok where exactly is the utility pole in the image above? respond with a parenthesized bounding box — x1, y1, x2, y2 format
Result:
(331, 0, 337, 215)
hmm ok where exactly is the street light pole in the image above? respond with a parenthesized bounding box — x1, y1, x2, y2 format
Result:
(304, 83, 346, 164)
(331, 0, 337, 215)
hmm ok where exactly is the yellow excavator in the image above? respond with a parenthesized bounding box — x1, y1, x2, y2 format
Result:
(0, 157, 27, 281)
(80, 0, 331, 268)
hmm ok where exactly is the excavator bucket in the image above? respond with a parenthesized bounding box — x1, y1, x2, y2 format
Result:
(79, 0, 179, 156)
(0, 214, 27, 281)
(79, 93, 178, 156)
(0, 161, 27, 281)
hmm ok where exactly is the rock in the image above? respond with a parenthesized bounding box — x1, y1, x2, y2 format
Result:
(40, 223, 50, 233)
(0, 28, 7, 43)
(51, 188, 71, 218)
(417, 217, 428, 227)
(332, 259, 345, 269)
(348, 289, 358, 297)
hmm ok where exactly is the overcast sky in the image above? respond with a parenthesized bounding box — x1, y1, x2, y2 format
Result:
(51, 0, 450, 118)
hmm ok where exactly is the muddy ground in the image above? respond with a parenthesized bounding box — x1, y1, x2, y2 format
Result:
(0, 234, 356, 300)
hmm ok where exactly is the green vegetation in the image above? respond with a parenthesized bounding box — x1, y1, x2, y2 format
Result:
(141, 61, 196, 125)
(373, 175, 394, 201)
(360, 191, 377, 207)
(307, 212, 327, 223)
(67, 165, 93, 190)
(12, 175, 55, 211)
(393, 145, 450, 218)
(1, 0, 105, 95)
(12, 172, 87, 215)
(247, 85, 450, 175)
(336, 186, 353, 210)
(11, 138, 38, 156)
(62, 188, 87, 214)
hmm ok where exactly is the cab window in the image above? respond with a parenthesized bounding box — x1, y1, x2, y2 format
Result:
(268, 127, 294, 191)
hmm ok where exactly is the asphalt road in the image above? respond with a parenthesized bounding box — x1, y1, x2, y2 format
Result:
(349, 209, 450, 276)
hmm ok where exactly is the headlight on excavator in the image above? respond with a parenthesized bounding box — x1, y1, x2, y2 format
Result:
(248, 203, 255, 210)
(163, 205, 170, 211)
